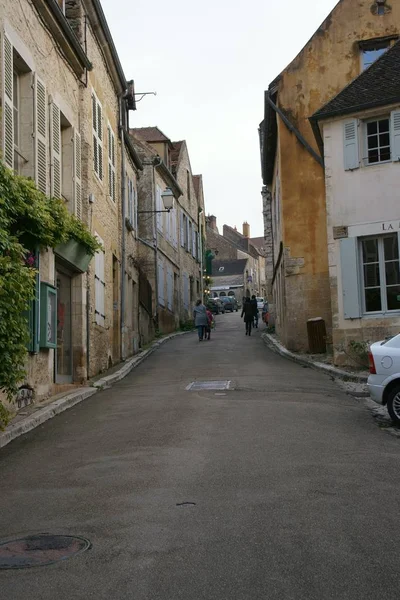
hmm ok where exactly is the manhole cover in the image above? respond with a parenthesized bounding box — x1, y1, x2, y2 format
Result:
(186, 380, 231, 391)
(0, 534, 91, 569)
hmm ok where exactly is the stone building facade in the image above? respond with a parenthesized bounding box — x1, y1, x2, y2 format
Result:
(206, 217, 266, 299)
(260, 0, 400, 352)
(0, 0, 144, 407)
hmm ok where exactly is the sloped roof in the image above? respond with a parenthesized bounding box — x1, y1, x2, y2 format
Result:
(211, 259, 248, 277)
(170, 141, 184, 167)
(130, 127, 171, 143)
(250, 237, 266, 251)
(311, 40, 400, 121)
(211, 274, 244, 288)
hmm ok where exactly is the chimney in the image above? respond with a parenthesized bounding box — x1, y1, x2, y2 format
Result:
(243, 221, 250, 238)
(208, 215, 218, 231)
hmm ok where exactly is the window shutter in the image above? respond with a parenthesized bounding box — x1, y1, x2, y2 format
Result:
(343, 119, 359, 171)
(134, 186, 138, 232)
(186, 218, 190, 251)
(2, 34, 14, 169)
(108, 124, 115, 200)
(50, 102, 61, 198)
(167, 268, 173, 310)
(340, 237, 361, 319)
(156, 186, 163, 232)
(197, 231, 201, 263)
(180, 211, 185, 247)
(192, 227, 197, 258)
(157, 261, 165, 306)
(390, 110, 400, 162)
(34, 74, 48, 194)
(73, 129, 82, 219)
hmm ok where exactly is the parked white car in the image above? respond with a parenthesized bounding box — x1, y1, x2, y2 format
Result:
(368, 334, 400, 423)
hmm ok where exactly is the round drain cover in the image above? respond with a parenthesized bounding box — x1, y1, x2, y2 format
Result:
(0, 534, 90, 569)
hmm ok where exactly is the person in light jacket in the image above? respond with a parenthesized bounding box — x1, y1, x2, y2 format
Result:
(193, 299, 208, 341)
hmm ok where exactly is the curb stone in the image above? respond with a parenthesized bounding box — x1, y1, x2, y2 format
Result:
(0, 329, 193, 450)
(261, 332, 368, 383)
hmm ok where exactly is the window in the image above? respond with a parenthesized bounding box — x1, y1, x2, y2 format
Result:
(92, 91, 103, 180)
(94, 235, 105, 326)
(366, 118, 390, 164)
(361, 234, 400, 313)
(167, 267, 173, 310)
(107, 124, 116, 201)
(157, 260, 165, 306)
(361, 41, 390, 70)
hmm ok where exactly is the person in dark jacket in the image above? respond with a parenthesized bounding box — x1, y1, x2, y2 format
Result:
(241, 297, 253, 336)
(250, 295, 258, 328)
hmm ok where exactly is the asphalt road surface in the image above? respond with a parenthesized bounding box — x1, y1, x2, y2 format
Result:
(1, 312, 399, 600)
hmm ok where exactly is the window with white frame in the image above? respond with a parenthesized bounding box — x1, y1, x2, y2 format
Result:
(107, 123, 116, 200)
(343, 111, 400, 170)
(360, 234, 400, 313)
(94, 234, 105, 326)
(92, 91, 103, 180)
(365, 117, 391, 164)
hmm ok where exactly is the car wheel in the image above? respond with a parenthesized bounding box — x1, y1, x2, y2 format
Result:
(387, 384, 400, 423)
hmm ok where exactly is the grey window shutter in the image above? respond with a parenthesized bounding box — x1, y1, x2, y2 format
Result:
(390, 110, 400, 161)
(340, 237, 361, 319)
(343, 119, 359, 171)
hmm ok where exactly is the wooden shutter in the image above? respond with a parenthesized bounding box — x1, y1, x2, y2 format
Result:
(186, 218, 190, 251)
(340, 237, 361, 319)
(180, 211, 185, 247)
(50, 101, 61, 198)
(2, 33, 14, 169)
(108, 124, 115, 201)
(97, 100, 103, 180)
(192, 226, 197, 258)
(157, 261, 164, 306)
(73, 129, 82, 219)
(134, 186, 138, 232)
(167, 268, 173, 310)
(34, 74, 48, 194)
(156, 186, 162, 232)
(343, 119, 359, 171)
(197, 231, 201, 263)
(390, 110, 400, 162)
(92, 92, 103, 180)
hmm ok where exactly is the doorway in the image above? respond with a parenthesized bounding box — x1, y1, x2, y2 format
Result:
(56, 268, 72, 383)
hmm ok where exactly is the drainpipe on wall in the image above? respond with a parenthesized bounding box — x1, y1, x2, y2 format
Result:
(152, 156, 162, 330)
(119, 95, 127, 361)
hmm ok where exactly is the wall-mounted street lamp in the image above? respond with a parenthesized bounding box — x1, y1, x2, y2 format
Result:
(138, 188, 174, 214)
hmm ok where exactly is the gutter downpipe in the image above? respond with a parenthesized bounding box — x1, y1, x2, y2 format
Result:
(152, 157, 162, 331)
(119, 95, 127, 361)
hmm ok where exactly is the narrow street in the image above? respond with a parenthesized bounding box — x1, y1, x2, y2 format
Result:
(1, 313, 400, 600)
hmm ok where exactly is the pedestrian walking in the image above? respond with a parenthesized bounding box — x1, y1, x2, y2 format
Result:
(241, 297, 253, 336)
(193, 299, 208, 341)
(262, 301, 269, 326)
(250, 295, 258, 328)
(205, 307, 214, 340)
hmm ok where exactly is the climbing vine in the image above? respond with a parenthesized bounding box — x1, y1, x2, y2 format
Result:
(0, 162, 100, 426)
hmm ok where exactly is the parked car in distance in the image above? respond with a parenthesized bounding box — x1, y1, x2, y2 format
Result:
(256, 297, 265, 310)
(220, 296, 238, 312)
(368, 334, 400, 423)
(207, 298, 225, 314)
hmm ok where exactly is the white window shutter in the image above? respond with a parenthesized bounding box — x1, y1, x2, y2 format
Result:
(186, 218, 190, 251)
(192, 226, 197, 257)
(340, 237, 361, 319)
(390, 110, 400, 162)
(73, 129, 82, 219)
(34, 74, 48, 194)
(167, 268, 173, 310)
(95, 234, 105, 327)
(180, 211, 185, 247)
(2, 34, 14, 169)
(107, 124, 115, 200)
(343, 119, 359, 171)
(158, 261, 165, 306)
(134, 186, 138, 232)
(50, 102, 61, 198)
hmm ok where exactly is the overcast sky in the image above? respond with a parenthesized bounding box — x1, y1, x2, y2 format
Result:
(101, 0, 338, 237)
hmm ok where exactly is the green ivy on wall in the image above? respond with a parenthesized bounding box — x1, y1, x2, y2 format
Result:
(0, 162, 100, 427)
